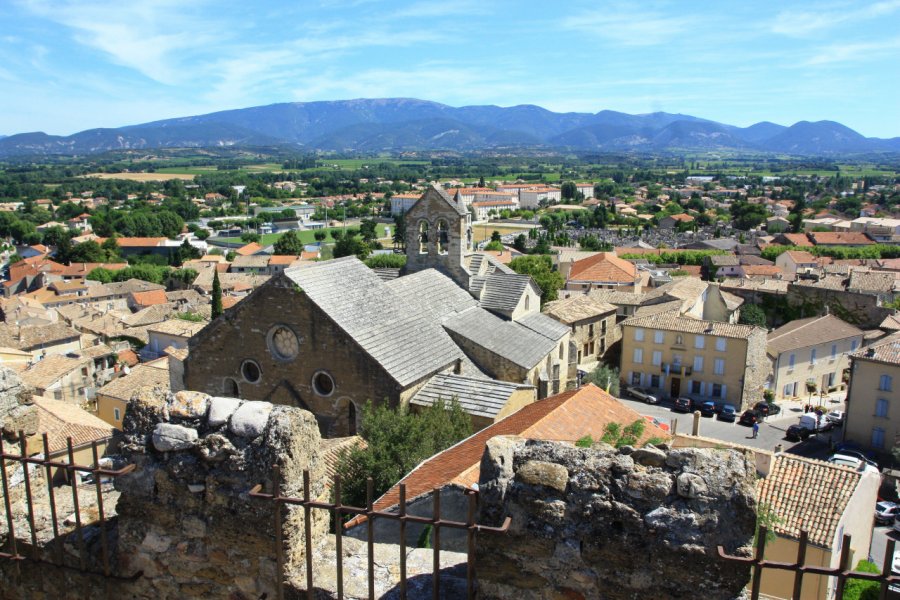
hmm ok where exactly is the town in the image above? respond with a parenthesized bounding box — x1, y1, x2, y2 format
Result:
(2, 151, 900, 599)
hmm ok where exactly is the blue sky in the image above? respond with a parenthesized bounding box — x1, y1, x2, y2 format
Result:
(2, 0, 899, 138)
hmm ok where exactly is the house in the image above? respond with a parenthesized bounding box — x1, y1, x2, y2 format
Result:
(620, 314, 768, 410)
(564, 252, 641, 293)
(96, 361, 171, 429)
(471, 198, 518, 222)
(143, 319, 206, 361)
(543, 295, 618, 366)
(184, 186, 572, 438)
(390, 193, 421, 216)
(20, 354, 94, 406)
(776, 250, 818, 275)
(0, 346, 33, 370)
(28, 396, 114, 484)
(765, 216, 791, 232)
(773, 232, 814, 247)
(658, 213, 695, 229)
(704, 254, 740, 279)
(767, 315, 863, 401)
(129, 289, 169, 311)
(756, 454, 879, 600)
(231, 254, 271, 274)
(235, 242, 266, 257)
(344, 384, 669, 550)
(844, 333, 900, 456)
(0, 322, 82, 360)
(736, 264, 784, 279)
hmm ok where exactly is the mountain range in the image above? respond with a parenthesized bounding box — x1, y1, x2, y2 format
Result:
(1, 98, 898, 157)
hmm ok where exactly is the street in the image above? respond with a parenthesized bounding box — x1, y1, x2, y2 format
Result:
(615, 393, 845, 459)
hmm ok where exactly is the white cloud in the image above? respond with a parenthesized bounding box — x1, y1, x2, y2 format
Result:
(559, 5, 694, 46)
(771, 0, 900, 36)
(805, 37, 900, 65)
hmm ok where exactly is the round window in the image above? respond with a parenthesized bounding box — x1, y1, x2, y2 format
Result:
(267, 325, 300, 360)
(241, 360, 262, 384)
(312, 371, 335, 396)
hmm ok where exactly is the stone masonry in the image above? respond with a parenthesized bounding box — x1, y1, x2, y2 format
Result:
(475, 437, 757, 600)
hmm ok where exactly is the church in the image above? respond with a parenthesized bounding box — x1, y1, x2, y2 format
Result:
(183, 186, 572, 437)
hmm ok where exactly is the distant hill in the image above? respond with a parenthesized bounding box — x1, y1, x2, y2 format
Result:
(0, 98, 897, 157)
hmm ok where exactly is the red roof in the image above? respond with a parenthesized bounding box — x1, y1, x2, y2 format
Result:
(568, 252, 637, 283)
(236, 242, 263, 256)
(809, 232, 874, 246)
(780, 233, 813, 247)
(102, 237, 167, 247)
(130, 289, 168, 307)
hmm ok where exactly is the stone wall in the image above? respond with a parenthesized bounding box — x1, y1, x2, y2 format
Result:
(475, 436, 756, 600)
(0, 367, 36, 443)
(741, 329, 770, 411)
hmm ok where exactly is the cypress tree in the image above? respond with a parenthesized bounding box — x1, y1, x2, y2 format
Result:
(211, 270, 223, 319)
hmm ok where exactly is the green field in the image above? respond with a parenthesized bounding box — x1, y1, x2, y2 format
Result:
(155, 163, 286, 175)
(319, 158, 431, 169)
(209, 223, 390, 248)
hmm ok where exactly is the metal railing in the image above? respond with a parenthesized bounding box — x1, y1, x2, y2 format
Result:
(0, 431, 136, 580)
(719, 526, 900, 600)
(248, 465, 512, 600)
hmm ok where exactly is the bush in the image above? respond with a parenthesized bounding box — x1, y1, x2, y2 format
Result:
(842, 560, 880, 600)
(584, 363, 620, 396)
(364, 254, 406, 269)
(575, 435, 593, 448)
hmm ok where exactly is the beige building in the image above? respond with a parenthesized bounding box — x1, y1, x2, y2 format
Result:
(96, 361, 171, 429)
(844, 333, 900, 455)
(542, 295, 618, 366)
(20, 354, 94, 406)
(757, 454, 879, 600)
(767, 314, 863, 402)
(620, 314, 768, 410)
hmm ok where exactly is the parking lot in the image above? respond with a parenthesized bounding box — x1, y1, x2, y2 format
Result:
(615, 392, 845, 460)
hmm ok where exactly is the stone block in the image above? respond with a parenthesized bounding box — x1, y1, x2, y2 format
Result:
(517, 460, 569, 492)
(208, 396, 242, 427)
(229, 401, 273, 438)
(152, 423, 198, 451)
(168, 390, 210, 419)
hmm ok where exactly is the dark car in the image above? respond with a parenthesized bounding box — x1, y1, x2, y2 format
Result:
(718, 405, 737, 422)
(754, 402, 770, 416)
(700, 401, 717, 417)
(785, 424, 811, 441)
(739, 410, 761, 426)
(673, 397, 693, 413)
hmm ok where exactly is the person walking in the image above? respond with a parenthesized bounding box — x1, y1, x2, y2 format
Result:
(752, 422, 760, 439)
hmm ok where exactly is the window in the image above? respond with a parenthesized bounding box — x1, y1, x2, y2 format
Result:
(558, 343, 564, 359)
(650, 374, 660, 388)
(436, 219, 449, 254)
(600, 339, 606, 354)
(691, 380, 702, 395)
(830, 344, 837, 361)
(601, 320, 607, 335)
(716, 337, 727, 352)
(114, 407, 121, 422)
(348, 402, 357, 436)
(589, 323, 595, 337)
(652, 351, 662, 366)
(418, 220, 429, 253)
(810, 349, 817, 365)
(634, 328, 645, 342)
(876, 398, 889, 418)
(268, 325, 300, 360)
(675, 334, 684, 346)
(851, 340, 859, 352)
(714, 358, 725, 376)
(788, 354, 796, 371)
(633, 348, 643, 364)
(312, 371, 335, 396)
(872, 427, 886, 450)
(694, 335, 705, 349)
(880, 375, 893, 391)
(631, 372, 641, 385)
(827, 372, 836, 387)
(783, 383, 793, 396)
(693, 355, 704, 373)
(525, 296, 530, 311)
(712, 383, 723, 398)
(241, 360, 261, 384)
(654, 330, 664, 344)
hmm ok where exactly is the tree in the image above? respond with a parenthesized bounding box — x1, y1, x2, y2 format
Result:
(392, 210, 407, 250)
(334, 399, 472, 508)
(512, 234, 527, 253)
(585, 364, 620, 396)
(241, 232, 261, 244)
(560, 181, 577, 201)
(508, 255, 564, 305)
(68, 240, 108, 263)
(841, 561, 879, 600)
(490, 230, 502, 243)
(579, 235, 612, 252)
(273, 230, 305, 255)
(333, 231, 371, 260)
(211, 270, 223, 319)
(313, 230, 327, 243)
(739, 304, 767, 328)
(359, 219, 378, 244)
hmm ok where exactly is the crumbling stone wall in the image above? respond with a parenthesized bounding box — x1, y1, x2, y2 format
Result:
(476, 437, 757, 600)
(0, 367, 36, 443)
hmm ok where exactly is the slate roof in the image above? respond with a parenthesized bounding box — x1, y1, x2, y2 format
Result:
(410, 373, 523, 418)
(709, 255, 740, 267)
(472, 273, 534, 313)
(443, 307, 560, 370)
(542, 295, 617, 324)
(352, 384, 668, 524)
(285, 257, 464, 387)
(767, 315, 863, 356)
(385, 269, 477, 321)
(32, 396, 114, 454)
(622, 313, 762, 340)
(515, 312, 570, 341)
(757, 454, 862, 547)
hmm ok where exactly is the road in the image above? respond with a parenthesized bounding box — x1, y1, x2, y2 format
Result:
(615, 393, 844, 459)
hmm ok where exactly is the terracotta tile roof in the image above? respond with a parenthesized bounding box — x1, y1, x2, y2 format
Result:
(622, 313, 762, 340)
(666, 213, 694, 222)
(319, 436, 367, 481)
(236, 242, 264, 256)
(117, 349, 139, 367)
(351, 384, 668, 525)
(130, 289, 168, 307)
(767, 314, 863, 356)
(32, 396, 114, 454)
(105, 237, 167, 247)
(757, 454, 862, 547)
(568, 252, 638, 284)
(96, 363, 170, 402)
(781, 233, 814, 247)
(741, 265, 784, 277)
(783, 250, 816, 263)
(269, 254, 302, 264)
(0, 322, 81, 351)
(20, 355, 90, 390)
(809, 232, 874, 246)
(147, 319, 206, 338)
(851, 332, 900, 365)
(221, 296, 242, 310)
(542, 295, 616, 324)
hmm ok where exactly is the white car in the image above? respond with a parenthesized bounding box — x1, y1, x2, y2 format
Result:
(624, 386, 658, 404)
(876, 501, 900, 524)
(828, 453, 880, 475)
(826, 410, 845, 425)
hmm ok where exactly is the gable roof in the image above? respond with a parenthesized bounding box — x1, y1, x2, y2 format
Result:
(236, 242, 264, 256)
(443, 307, 560, 370)
(809, 231, 874, 246)
(757, 454, 863, 547)
(623, 313, 761, 340)
(130, 289, 169, 307)
(20, 354, 90, 390)
(32, 396, 114, 454)
(407, 185, 468, 217)
(96, 363, 170, 402)
(542, 295, 616, 324)
(780, 233, 814, 247)
(471, 273, 535, 314)
(568, 252, 637, 283)
(285, 257, 465, 387)
(0, 322, 81, 351)
(410, 373, 524, 419)
(767, 315, 863, 356)
(851, 332, 900, 366)
(354, 384, 668, 523)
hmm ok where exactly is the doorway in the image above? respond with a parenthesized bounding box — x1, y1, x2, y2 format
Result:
(670, 377, 681, 398)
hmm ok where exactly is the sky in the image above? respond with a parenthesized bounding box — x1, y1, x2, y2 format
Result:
(1, 0, 899, 138)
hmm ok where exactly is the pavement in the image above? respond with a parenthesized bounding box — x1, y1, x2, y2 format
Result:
(614, 391, 847, 459)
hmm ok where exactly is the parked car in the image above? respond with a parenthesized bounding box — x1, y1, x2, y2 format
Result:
(876, 501, 899, 525)
(798, 413, 831, 433)
(624, 386, 658, 404)
(718, 405, 737, 422)
(753, 401, 782, 418)
(673, 397, 693, 413)
(700, 401, 717, 417)
(828, 453, 880, 474)
(785, 424, 811, 441)
(739, 410, 761, 426)
(832, 449, 878, 469)
(826, 410, 845, 426)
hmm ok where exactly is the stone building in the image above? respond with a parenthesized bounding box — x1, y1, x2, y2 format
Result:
(184, 186, 569, 437)
(542, 295, 618, 366)
(844, 332, 900, 456)
(619, 313, 768, 410)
